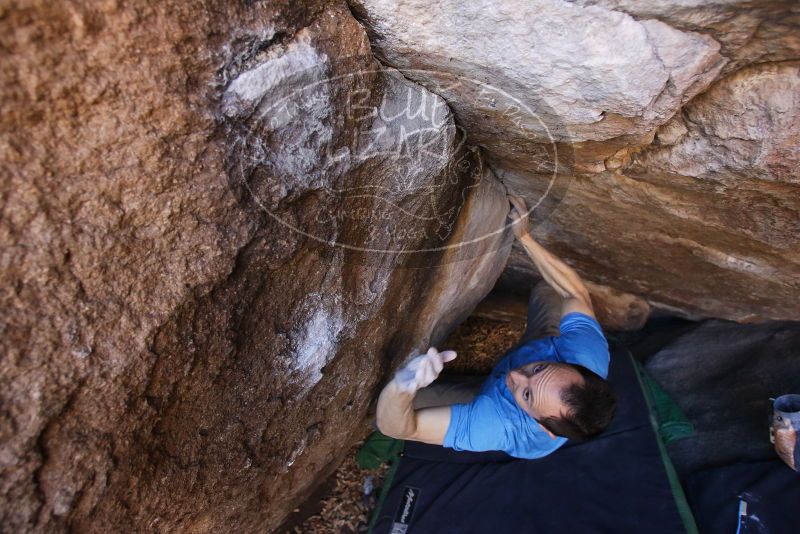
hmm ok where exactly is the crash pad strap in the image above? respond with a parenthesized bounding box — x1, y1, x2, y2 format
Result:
(357, 431, 404, 469)
(628, 347, 699, 534)
(365, 437, 404, 534)
(635, 357, 695, 444)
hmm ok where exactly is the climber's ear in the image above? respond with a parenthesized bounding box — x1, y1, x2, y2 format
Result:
(537, 421, 557, 439)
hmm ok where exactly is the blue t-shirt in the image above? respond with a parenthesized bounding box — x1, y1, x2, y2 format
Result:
(442, 312, 610, 459)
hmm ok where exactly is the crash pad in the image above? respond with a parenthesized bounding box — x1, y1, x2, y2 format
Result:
(369, 344, 696, 533)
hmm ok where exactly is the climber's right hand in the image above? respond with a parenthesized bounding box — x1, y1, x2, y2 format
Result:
(392, 347, 457, 394)
(508, 194, 531, 240)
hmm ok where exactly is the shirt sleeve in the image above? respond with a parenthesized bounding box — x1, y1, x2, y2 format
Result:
(443, 395, 509, 452)
(553, 312, 610, 378)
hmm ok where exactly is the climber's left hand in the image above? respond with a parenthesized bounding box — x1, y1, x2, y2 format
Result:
(392, 347, 457, 394)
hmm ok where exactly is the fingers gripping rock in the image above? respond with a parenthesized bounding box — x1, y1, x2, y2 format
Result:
(393, 347, 457, 393)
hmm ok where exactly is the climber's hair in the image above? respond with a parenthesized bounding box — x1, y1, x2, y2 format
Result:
(538, 364, 617, 442)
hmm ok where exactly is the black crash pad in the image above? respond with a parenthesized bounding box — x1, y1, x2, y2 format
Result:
(370, 345, 693, 533)
(684, 459, 800, 534)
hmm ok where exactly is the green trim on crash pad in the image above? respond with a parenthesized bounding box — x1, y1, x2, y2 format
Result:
(626, 348, 699, 534)
(361, 432, 404, 534)
(357, 431, 404, 469)
(635, 360, 695, 445)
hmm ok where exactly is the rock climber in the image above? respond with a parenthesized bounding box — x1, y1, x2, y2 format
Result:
(375, 195, 617, 459)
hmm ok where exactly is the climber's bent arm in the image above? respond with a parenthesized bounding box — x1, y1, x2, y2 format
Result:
(376, 381, 451, 445)
(517, 232, 595, 319)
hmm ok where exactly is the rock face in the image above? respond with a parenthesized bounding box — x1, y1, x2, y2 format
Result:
(1, 1, 509, 531)
(351, 0, 800, 321)
(2, 0, 799, 532)
(577, 0, 800, 74)
(351, 0, 726, 146)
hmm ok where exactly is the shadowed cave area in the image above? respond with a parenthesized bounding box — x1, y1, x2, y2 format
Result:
(1, 1, 799, 532)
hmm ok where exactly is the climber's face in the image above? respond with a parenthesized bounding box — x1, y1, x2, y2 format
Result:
(505, 361, 583, 438)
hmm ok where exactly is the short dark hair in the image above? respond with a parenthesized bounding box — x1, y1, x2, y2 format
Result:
(538, 364, 616, 441)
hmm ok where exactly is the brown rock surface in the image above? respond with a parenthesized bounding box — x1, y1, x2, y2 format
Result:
(0, 1, 509, 531)
(502, 62, 800, 321)
(2, 0, 799, 532)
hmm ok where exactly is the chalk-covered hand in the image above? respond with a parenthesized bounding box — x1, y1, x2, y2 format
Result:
(392, 347, 457, 394)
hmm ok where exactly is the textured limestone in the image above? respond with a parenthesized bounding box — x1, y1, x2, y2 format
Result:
(351, 0, 800, 321)
(579, 0, 800, 73)
(644, 62, 800, 187)
(350, 0, 727, 148)
(0, 1, 510, 531)
(502, 63, 800, 321)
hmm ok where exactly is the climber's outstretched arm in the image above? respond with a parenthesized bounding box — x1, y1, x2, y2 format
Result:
(375, 347, 455, 444)
(508, 195, 595, 319)
(376, 383, 451, 444)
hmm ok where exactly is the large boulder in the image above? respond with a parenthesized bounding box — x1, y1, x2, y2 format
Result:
(350, 0, 800, 321)
(0, 1, 510, 531)
(503, 62, 800, 321)
(350, 0, 727, 157)
(577, 0, 800, 73)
